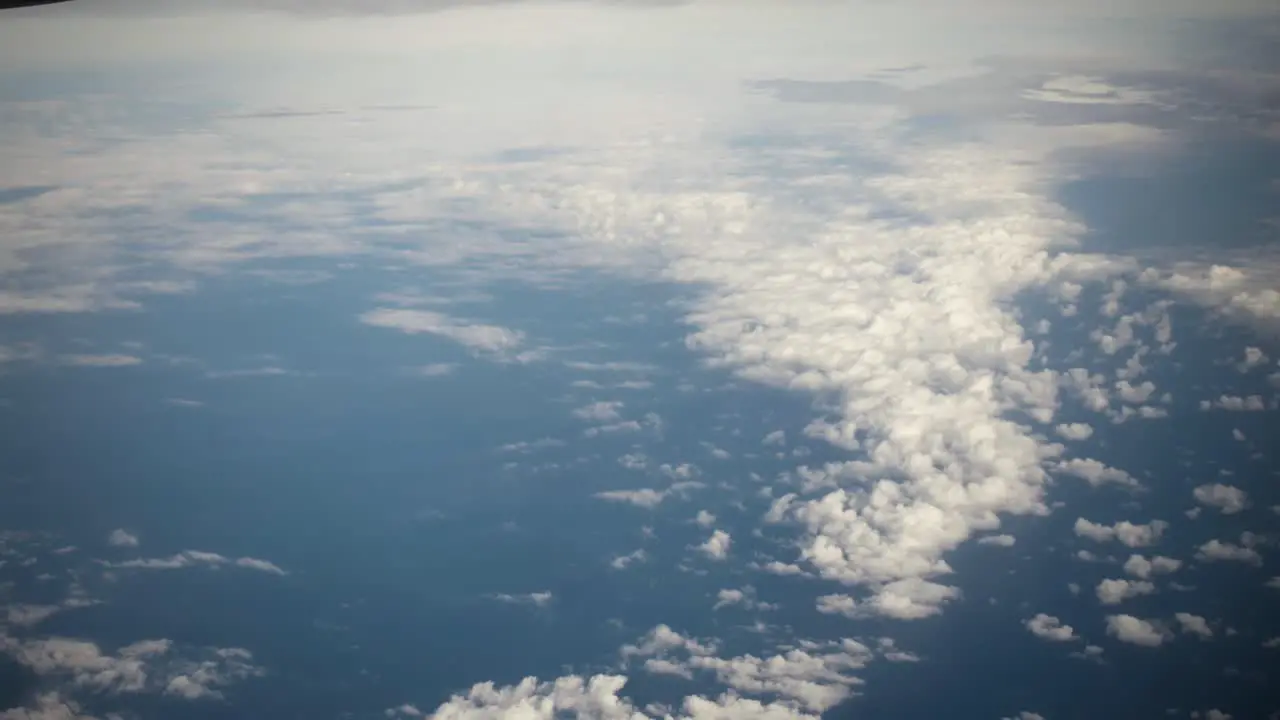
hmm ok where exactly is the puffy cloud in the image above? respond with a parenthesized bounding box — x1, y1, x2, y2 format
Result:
(595, 481, 703, 509)
(610, 549, 648, 570)
(56, 354, 142, 367)
(488, 592, 554, 608)
(106, 550, 287, 574)
(1073, 518, 1168, 547)
(106, 529, 139, 547)
(977, 534, 1015, 547)
(0, 692, 97, 720)
(1024, 613, 1078, 642)
(572, 401, 624, 422)
(1122, 554, 1181, 580)
(1054, 423, 1093, 441)
(1199, 395, 1267, 412)
(1105, 615, 1170, 647)
(1192, 484, 1249, 514)
(695, 530, 731, 561)
(359, 308, 524, 355)
(1095, 578, 1156, 605)
(1194, 539, 1262, 565)
(1056, 458, 1138, 488)
(1174, 613, 1213, 639)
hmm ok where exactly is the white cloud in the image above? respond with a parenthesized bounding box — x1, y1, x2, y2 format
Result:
(1192, 484, 1249, 514)
(1174, 613, 1213, 639)
(359, 308, 524, 355)
(1194, 539, 1262, 565)
(1056, 458, 1138, 488)
(1054, 423, 1093, 441)
(695, 530, 731, 561)
(106, 529, 139, 548)
(1122, 554, 1181, 580)
(977, 534, 1015, 547)
(1200, 394, 1267, 412)
(1024, 613, 1078, 642)
(106, 550, 287, 574)
(0, 692, 97, 720)
(572, 401, 624, 422)
(1238, 346, 1270, 372)
(488, 592, 554, 608)
(610, 549, 648, 570)
(1073, 518, 1168, 547)
(57, 354, 143, 367)
(694, 510, 716, 528)
(1095, 578, 1156, 605)
(595, 480, 703, 509)
(1105, 615, 1170, 647)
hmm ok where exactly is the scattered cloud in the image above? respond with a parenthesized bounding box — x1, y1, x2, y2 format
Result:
(1074, 518, 1168, 548)
(56, 354, 143, 367)
(1122, 554, 1181, 580)
(694, 530, 731, 561)
(105, 550, 286, 575)
(1195, 539, 1262, 565)
(977, 534, 1016, 547)
(1174, 613, 1213, 640)
(1025, 613, 1079, 642)
(487, 592, 554, 608)
(1096, 578, 1156, 605)
(1105, 615, 1170, 647)
(106, 529, 139, 548)
(1192, 484, 1249, 514)
(359, 308, 524, 356)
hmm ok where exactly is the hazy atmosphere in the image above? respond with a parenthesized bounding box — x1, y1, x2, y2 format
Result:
(2, 1, 1279, 719)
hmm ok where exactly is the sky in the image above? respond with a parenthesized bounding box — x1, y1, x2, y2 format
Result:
(1, 1, 1279, 719)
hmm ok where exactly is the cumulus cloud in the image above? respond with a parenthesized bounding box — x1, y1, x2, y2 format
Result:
(1105, 615, 1170, 647)
(1056, 458, 1138, 488)
(359, 308, 524, 355)
(1122, 554, 1181, 580)
(106, 529, 139, 547)
(488, 592, 554, 608)
(1192, 484, 1249, 514)
(694, 530, 731, 561)
(105, 550, 286, 574)
(57, 353, 143, 367)
(977, 534, 1015, 547)
(1054, 423, 1093, 440)
(1095, 578, 1156, 605)
(1194, 539, 1262, 565)
(1174, 613, 1213, 639)
(1024, 613, 1078, 642)
(1073, 518, 1168, 547)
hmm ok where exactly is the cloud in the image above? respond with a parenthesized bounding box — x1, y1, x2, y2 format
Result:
(1024, 613, 1079, 642)
(488, 592, 554, 608)
(0, 692, 97, 720)
(1055, 458, 1139, 488)
(976, 534, 1016, 547)
(106, 529, 139, 547)
(572, 401, 624, 422)
(1199, 394, 1268, 412)
(1054, 422, 1093, 440)
(359, 308, 524, 355)
(1105, 615, 1170, 647)
(1122, 554, 1181, 580)
(1095, 578, 1156, 605)
(56, 354, 143, 367)
(694, 530, 731, 561)
(106, 550, 287, 574)
(609, 549, 648, 570)
(1192, 484, 1249, 514)
(594, 481, 703, 509)
(1174, 613, 1213, 639)
(1073, 518, 1168, 547)
(1194, 538, 1262, 565)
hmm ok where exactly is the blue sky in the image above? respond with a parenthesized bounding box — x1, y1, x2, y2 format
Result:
(1, 2, 1280, 720)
